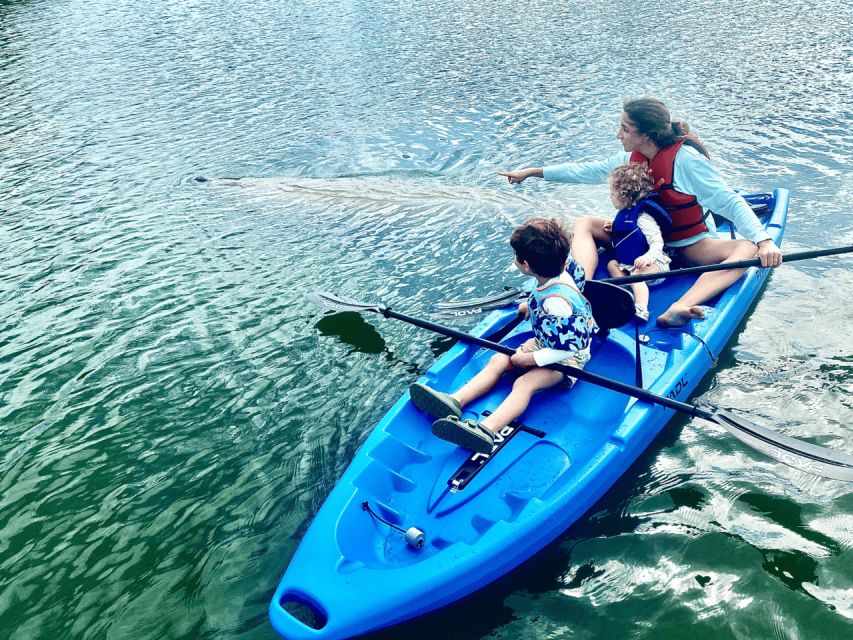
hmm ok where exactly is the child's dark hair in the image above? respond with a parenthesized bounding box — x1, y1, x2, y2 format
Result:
(510, 217, 571, 278)
(610, 162, 655, 209)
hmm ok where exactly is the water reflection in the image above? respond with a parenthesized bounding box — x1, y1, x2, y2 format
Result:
(1, 0, 851, 638)
(315, 312, 388, 355)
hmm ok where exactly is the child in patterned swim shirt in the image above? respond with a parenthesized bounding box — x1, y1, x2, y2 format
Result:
(408, 217, 597, 454)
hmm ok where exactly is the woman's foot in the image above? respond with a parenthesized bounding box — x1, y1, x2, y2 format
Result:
(634, 305, 650, 321)
(656, 303, 705, 327)
(431, 416, 495, 454)
(409, 383, 462, 419)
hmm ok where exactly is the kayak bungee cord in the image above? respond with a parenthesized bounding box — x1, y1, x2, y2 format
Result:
(362, 501, 425, 549)
(644, 328, 718, 364)
(309, 291, 853, 482)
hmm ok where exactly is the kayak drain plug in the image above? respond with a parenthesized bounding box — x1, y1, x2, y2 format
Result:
(362, 501, 425, 550)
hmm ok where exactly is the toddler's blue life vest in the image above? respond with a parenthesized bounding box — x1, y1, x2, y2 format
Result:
(610, 198, 673, 265)
(527, 279, 597, 353)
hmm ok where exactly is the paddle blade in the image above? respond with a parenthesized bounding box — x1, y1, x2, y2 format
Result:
(710, 410, 853, 481)
(435, 288, 524, 315)
(308, 291, 386, 315)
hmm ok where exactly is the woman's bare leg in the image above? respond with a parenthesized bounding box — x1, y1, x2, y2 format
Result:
(571, 216, 611, 280)
(657, 238, 758, 327)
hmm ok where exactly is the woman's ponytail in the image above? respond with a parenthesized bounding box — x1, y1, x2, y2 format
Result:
(623, 98, 710, 159)
(671, 120, 690, 137)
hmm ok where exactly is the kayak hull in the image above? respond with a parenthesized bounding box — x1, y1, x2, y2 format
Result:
(270, 190, 788, 640)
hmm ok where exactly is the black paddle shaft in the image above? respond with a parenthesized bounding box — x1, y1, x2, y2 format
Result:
(603, 245, 853, 285)
(307, 288, 853, 479)
(381, 306, 853, 478)
(434, 246, 853, 313)
(382, 307, 710, 419)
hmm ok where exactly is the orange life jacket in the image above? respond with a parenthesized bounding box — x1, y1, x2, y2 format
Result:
(630, 139, 710, 242)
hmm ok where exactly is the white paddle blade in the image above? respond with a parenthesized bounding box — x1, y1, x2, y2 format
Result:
(711, 410, 853, 482)
(435, 288, 524, 312)
(309, 291, 385, 315)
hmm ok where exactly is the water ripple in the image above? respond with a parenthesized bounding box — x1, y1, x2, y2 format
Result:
(1, 1, 852, 638)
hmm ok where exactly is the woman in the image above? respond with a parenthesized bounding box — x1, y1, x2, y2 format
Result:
(499, 97, 783, 327)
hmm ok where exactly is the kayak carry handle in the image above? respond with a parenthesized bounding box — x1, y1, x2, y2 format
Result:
(271, 590, 329, 638)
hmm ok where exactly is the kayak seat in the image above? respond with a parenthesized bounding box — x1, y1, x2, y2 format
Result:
(583, 280, 635, 332)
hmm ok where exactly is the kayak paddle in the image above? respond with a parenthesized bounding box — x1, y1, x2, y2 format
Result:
(435, 245, 853, 314)
(309, 291, 853, 482)
(602, 244, 853, 285)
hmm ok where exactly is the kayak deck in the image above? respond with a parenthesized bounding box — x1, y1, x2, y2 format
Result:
(270, 190, 788, 640)
(348, 331, 638, 559)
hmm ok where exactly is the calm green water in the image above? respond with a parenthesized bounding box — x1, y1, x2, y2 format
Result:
(1, 1, 852, 638)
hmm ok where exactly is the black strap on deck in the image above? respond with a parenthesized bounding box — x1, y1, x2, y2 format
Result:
(447, 412, 545, 493)
(634, 319, 644, 388)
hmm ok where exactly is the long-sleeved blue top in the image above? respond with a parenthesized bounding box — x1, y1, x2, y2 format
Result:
(542, 147, 770, 247)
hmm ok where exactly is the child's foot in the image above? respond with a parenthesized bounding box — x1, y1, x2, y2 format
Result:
(409, 383, 462, 419)
(431, 416, 495, 454)
(656, 303, 705, 327)
(634, 305, 650, 321)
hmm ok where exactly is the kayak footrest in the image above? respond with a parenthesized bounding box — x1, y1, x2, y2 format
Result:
(448, 413, 544, 493)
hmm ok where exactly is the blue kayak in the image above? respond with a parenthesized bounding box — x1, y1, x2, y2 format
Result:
(270, 190, 789, 640)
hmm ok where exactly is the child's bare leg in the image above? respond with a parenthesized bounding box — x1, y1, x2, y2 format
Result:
(629, 263, 660, 310)
(480, 368, 564, 433)
(630, 282, 650, 309)
(452, 353, 514, 407)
